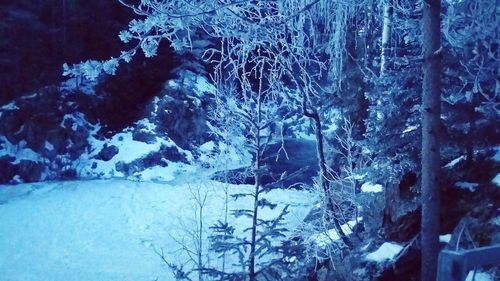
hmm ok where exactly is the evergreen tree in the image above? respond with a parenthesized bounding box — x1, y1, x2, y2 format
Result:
(204, 71, 296, 280)
(441, 0, 499, 167)
(364, 1, 423, 223)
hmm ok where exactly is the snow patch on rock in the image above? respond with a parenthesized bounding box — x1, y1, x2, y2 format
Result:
(309, 218, 361, 248)
(0, 101, 19, 111)
(361, 182, 383, 193)
(194, 74, 216, 96)
(444, 155, 465, 168)
(78, 125, 192, 181)
(402, 124, 418, 134)
(0, 138, 42, 164)
(439, 234, 451, 243)
(365, 242, 403, 262)
(455, 181, 479, 192)
(492, 173, 500, 187)
(493, 146, 500, 162)
(60, 77, 97, 96)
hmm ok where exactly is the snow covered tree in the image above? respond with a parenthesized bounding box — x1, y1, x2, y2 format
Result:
(155, 182, 213, 281)
(204, 68, 294, 279)
(206, 205, 293, 280)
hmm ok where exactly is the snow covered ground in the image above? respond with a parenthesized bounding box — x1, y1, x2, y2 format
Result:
(0, 178, 314, 281)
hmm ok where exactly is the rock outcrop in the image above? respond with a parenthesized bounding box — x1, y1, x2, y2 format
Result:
(0, 70, 217, 184)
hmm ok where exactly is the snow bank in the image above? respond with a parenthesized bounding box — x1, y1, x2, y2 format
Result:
(135, 164, 196, 182)
(365, 242, 403, 262)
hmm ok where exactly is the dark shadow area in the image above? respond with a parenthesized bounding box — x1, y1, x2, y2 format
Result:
(0, 1, 133, 103)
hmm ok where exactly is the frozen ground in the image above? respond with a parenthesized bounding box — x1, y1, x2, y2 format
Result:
(0, 178, 314, 281)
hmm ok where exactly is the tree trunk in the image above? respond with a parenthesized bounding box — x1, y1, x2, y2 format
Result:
(383, 180, 400, 226)
(421, 0, 442, 280)
(465, 101, 476, 167)
(198, 211, 203, 281)
(249, 169, 260, 281)
(248, 96, 262, 281)
(380, 0, 393, 76)
(302, 95, 352, 249)
(465, 119, 475, 167)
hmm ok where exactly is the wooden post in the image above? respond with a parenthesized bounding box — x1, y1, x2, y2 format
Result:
(437, 245, 500, 281)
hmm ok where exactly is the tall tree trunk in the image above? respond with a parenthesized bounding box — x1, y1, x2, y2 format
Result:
(421, 0, 442, 280)
(380, 0, 399, 226)
(380, 0, 393, 76)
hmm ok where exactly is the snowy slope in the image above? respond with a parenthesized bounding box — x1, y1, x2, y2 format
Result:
(0, 179, 314, 281)
(0, 69, 236, 185)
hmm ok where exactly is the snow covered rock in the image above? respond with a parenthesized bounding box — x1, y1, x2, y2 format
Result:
(439, 234, 452, 244)
(132, 128, 157, 144)
(0, 69, 221, 184)
(0, 87, 95, 183)
(365, 242, 403, 262)
(153, 80, 213, 149)
(0, 156, 17, 183)
(361, 182, 383, 193)
(492, 173, 500, 187)
(455, 181, 479, 192)
(115, 144, 187, 177)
